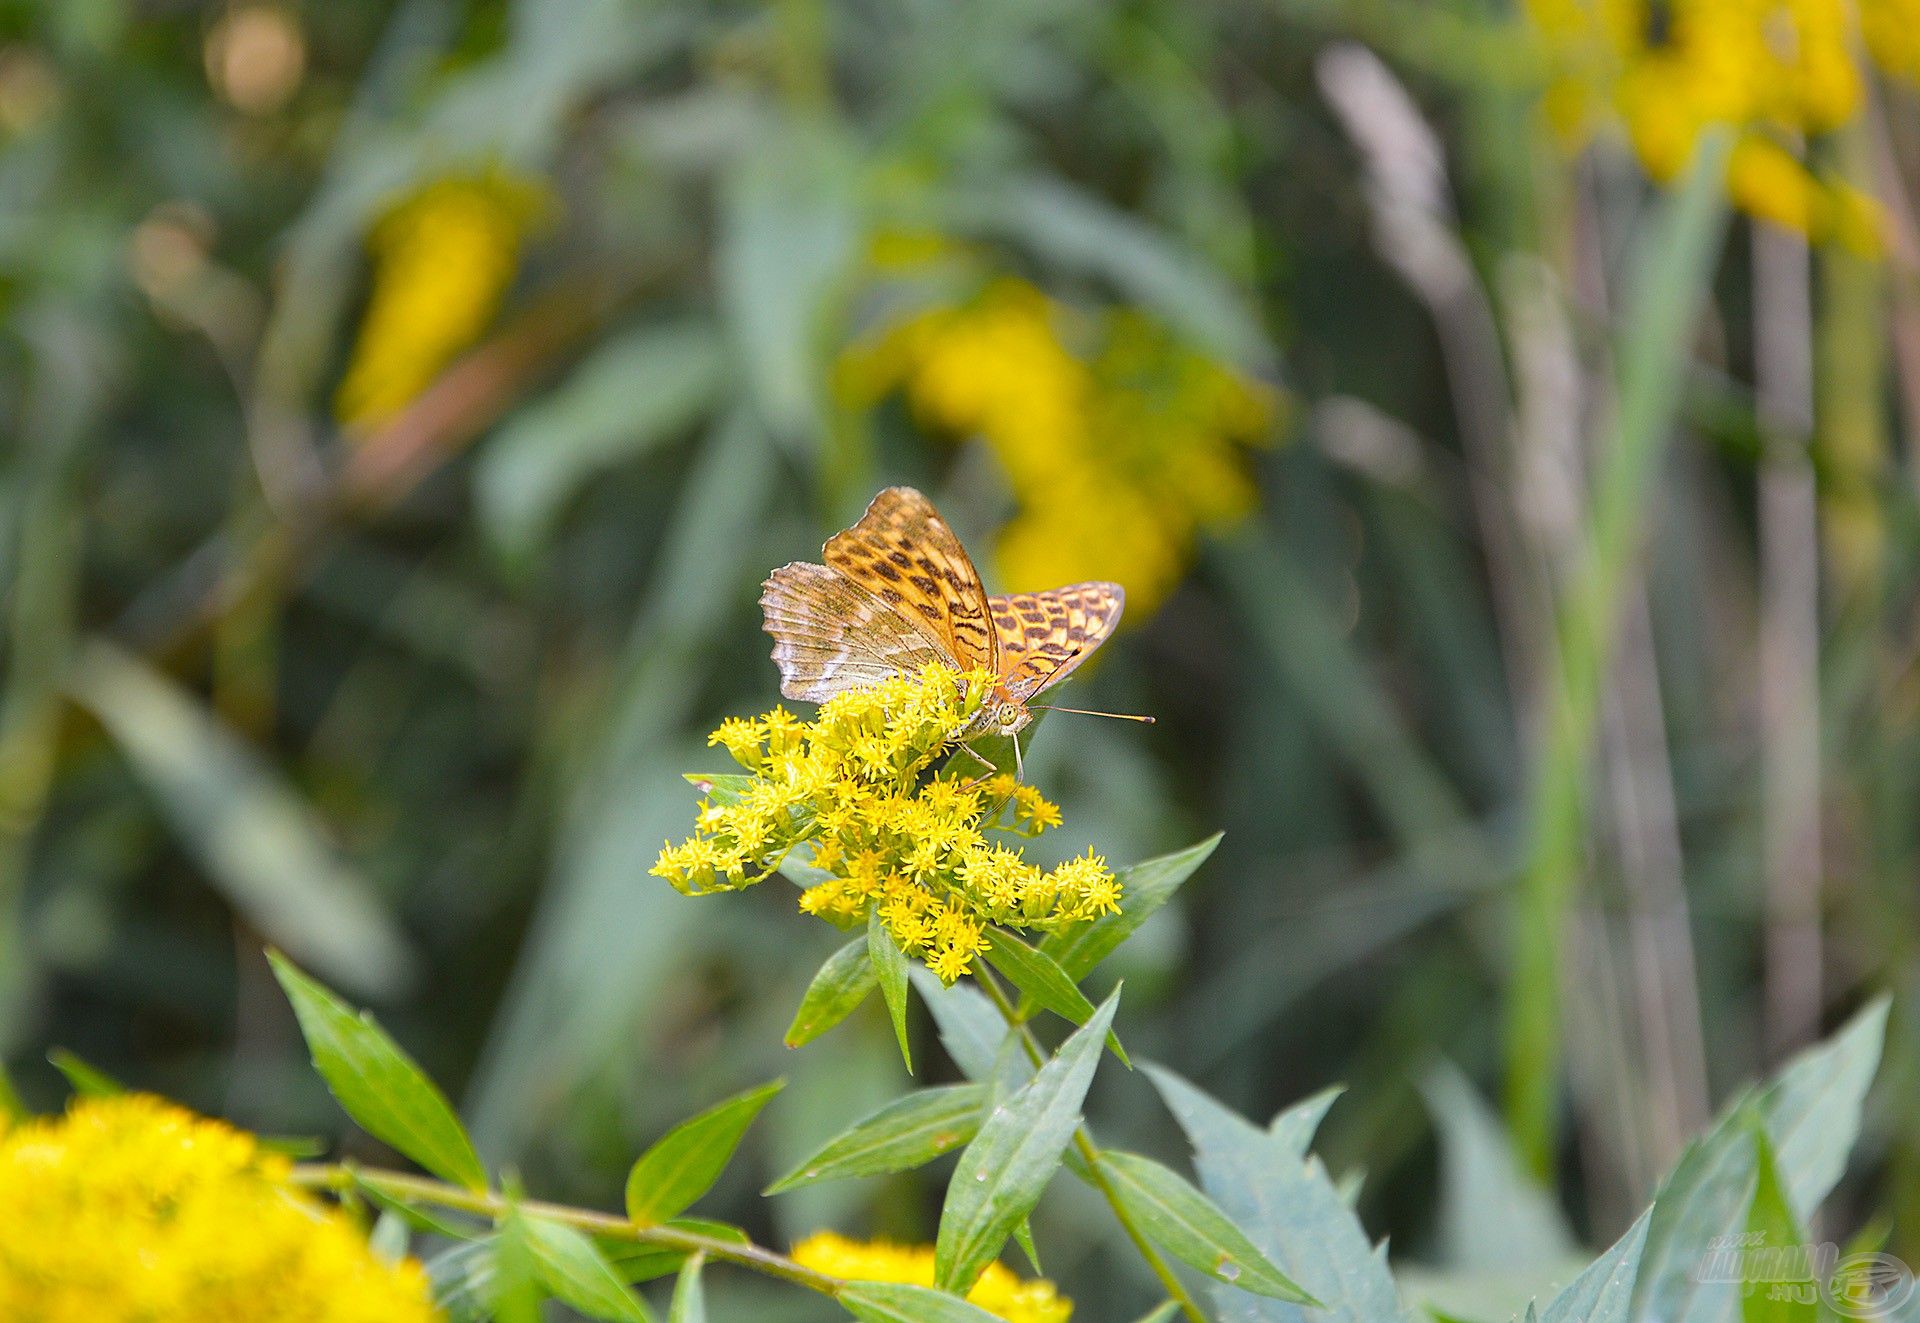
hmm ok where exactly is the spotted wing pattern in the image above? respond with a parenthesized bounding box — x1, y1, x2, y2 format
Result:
(760, 561, 955, 703)
(822, 486, 998, 673)
(989, 582, 1125, 701)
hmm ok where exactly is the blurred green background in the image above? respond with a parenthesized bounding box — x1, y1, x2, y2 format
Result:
(3, 0, 1918, 1315)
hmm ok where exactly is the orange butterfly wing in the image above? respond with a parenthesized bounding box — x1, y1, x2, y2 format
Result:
(760, 562, 955, 703)
(822, 486, 999, 673)
(989, 582, 1125, 701)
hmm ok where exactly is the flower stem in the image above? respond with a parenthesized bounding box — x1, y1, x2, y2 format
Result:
(972, 968, 1210, 1323)
(289, 1163, 843, 1297)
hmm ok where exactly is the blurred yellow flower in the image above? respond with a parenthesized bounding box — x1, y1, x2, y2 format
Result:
(793, 1230, 1072, 1322)
(840, 279, 1278, 617)
(652, 666, 1119, 982)
(1526, 0, 1885, 251)
(335, 172, 546, 430)
(0, 1094, 439, 1323)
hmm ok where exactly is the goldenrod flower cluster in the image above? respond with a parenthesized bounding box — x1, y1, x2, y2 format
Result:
(651, 667, 1120, 983)
(0, 1094, 439, 1323)
(335, 171, 545, 429)
(1525, 0, 1889, 250)
(792, 1231, 1072, 1322)
(840, 278, 1278, 616)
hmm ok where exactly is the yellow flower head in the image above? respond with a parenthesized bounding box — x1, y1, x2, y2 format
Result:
(792, 1231, 1072, 1323)
(1524, 0, 1891, 252)
(0, 1094, 439, 1323)
(335, 170, 548, 429)
(652, 667, 1119, 982)
(839, 279, 1279, 617)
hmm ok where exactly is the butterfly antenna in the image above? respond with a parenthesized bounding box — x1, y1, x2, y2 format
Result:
(1030, 706, 1156, 724)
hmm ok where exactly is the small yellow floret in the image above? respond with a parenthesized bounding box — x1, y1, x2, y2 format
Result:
(792, 1230, 1071, 1322)
(0, 1095, 439, 1323)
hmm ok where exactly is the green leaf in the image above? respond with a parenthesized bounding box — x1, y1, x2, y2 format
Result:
(268, 951, 487, 1192)
(48, 1049, 124, 1098)
(625, 1079, 785, 1224)
(1041, 834, 1222, 980)
(840, 1281, 1006, 1322)
(1424, 1064, 1575, 1273)
(869, 909, 914, 1074)
(908, 967, 1010, 1083)
(1129, 1305, 1181, 1323)
(353, 1173, 486, 1242)
(669, 1254, 707, 1323)
(490, 1216, 546, 1323)
(600, 1221, 750, 1284)
(1536, 1209, 1649, 1323)
(1147, 1065, 1402, 1322)
(478, 321, 725, 563)
(1097, 1149, 1315, 1303)
(983, 930, 1127, 1066)
(1013, 1218, 1041, 1274)
(786, 938, 877, 1049)
(767, 1084, 986, 1193)
(72, 643, 413, 998)
(1635, 997, 1889, 1323)
(1742, 1130, 1817, 1323)
(522, 1214, 655, 1323)
(934, 987, 1120, 1294)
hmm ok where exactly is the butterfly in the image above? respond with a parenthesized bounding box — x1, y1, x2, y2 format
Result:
(759, 487, 1137, 756)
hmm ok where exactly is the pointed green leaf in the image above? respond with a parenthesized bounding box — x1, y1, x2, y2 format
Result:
(1743, 1130, 1817, 1323)
(625, 1079, 785, 1224)
(268, 951, 486, 1192)
(840, 1281, 1006, 1322)
(1147, 1065, 1403, 1322)
(48, 1049, 124, 1098)
(869, 910, 913, 1074)
(1013, 1218, 1041, 1274)
(1042, 834, 1222, 979)
(786, 938, 877, 1048)
(600, 1221, 749, 1284)
(934, 988, 1120, 1294)
(1425, 1064, 1574, 1273)
(1130, 1305, 1181, 1323)
(669, 1254, 707, 1323)
(984, 930, 1127, 1066)
(909, 967, 1009, 1082)
(1097, 1149, 1315, 1302)
(491, 1215, 546, 1323)
(521, 1214, 655, 1322)
(1538, 1211, 1650, 1323)
(767, 1084, 987, 1192)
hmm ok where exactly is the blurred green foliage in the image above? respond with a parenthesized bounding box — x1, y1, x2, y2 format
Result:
(4, 0, 1920, 1317)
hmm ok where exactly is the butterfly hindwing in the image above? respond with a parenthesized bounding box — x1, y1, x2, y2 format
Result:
(761, 561, 956, 703)
(989, 582, 1125, 701)
(823, 486, 999, 672)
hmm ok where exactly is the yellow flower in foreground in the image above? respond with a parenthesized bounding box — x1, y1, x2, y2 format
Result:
(840, 279, 1278, 616)
(0, 1094, 439, 1323)
(652, 666, 1119, 982)
(335, 171, 546, 430)
(793, 1231, 1072, 1323)
(1525, 0, 1885, 251)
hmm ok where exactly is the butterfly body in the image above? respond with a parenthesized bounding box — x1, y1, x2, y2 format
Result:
(759, 487, 1124, 737)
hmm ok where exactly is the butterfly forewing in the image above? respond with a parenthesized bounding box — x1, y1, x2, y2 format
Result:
(761, 561, 956, 702)
(989, 582, 1125, 701)
(822, 486, 999, 673)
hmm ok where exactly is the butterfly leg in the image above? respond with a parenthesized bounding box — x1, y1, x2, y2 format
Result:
(954, 743, 1001, 791)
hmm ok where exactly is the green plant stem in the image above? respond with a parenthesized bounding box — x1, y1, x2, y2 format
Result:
(973, 969, 1209, 1323)
(289, 1163, 843, 1297)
